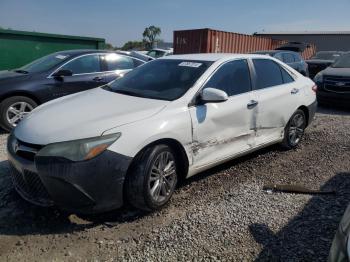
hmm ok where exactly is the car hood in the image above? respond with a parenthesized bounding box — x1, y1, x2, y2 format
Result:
(321, 67, 350, 77)
(306, 59, 333, 64)
(14, 87, 169, 145)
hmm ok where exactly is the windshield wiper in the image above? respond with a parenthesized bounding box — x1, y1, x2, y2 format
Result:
(14, 69, 29, 74)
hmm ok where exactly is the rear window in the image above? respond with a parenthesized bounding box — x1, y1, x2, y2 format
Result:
(253, 59, 294, 89)
(282, 53, 294, 63)
(103, 54, 135, 70)
(293, 53, 302, 62)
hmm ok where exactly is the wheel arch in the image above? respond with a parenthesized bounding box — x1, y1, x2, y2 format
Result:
(0, 91, 42, 105)
(297, 105, 309, 126)
(126, 138, 190, 182)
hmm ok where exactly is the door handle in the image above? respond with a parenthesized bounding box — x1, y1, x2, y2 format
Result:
(93, 76, 103, 81)
(291, 88, 299, 94)
(247, 100, 258, 109)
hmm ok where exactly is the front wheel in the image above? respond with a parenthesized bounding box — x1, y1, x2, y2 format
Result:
(126, 144, 178, 211)
(281, 109, 306, 150)
(0, 96, 37, 132)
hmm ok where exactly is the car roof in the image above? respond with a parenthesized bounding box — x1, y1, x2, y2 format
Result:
(253, 50, 299, 55)
(160, 53, 273, 62)
(52, 49, 115, 56)
(253, 50, 280, 55)
(316, 51, 344, 54)
(50, 49, 147, 62)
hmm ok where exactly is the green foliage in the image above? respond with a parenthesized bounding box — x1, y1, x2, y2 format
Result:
(121, 41, 145, 51)
(143, 26, 161, 49)
(104, 43, 114, 50)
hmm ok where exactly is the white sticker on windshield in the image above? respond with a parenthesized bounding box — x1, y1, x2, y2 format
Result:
(178, 62, 202, 68)
(55, 55, 68, 60)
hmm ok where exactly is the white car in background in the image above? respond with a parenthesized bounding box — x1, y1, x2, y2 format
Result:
(146, 48, 173, 58)
(8, 54, 317, 214)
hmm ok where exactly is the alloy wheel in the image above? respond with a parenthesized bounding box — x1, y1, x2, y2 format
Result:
(6, 102, 34, 127)
(149, 151, 177, 203)
(288, 113, 305, 146)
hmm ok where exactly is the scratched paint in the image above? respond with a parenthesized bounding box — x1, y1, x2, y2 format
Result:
(190, 133, 252, 156)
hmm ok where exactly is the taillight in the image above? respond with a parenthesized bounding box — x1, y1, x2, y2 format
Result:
(312, 85, 317, 93)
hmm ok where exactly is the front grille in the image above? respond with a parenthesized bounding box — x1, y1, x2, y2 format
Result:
(15, 139, 43, 161)
(10, 164, 53, 206)
(324, 76, 350, 93)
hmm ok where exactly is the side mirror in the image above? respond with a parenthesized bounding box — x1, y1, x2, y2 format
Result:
(52, 69, 73, 79)
(200, 88, 228, 103)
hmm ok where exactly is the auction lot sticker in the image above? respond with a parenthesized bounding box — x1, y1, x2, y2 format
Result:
(178, 62, 202, 68)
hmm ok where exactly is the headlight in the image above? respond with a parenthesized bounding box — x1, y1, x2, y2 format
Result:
(314, 72, 323, 83)
(36, 133, 121, 162)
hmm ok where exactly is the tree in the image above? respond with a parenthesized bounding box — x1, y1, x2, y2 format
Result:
(143, 26, 161, 49)
(104, 43, 114, 50)
(121, 41, 145, 51)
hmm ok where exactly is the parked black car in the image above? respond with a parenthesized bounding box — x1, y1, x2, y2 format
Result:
(253, 50, 309, 76)
(314, 52, 350, 107)
(0, 50, 146, 131)
(306, 51, 344, 79)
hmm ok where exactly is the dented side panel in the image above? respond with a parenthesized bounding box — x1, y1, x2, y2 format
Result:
(253, 81, 302, 144)
(189, 92, 256, 170)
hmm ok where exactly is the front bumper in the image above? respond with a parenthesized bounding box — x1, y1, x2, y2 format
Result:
(7, 136, 132, 214)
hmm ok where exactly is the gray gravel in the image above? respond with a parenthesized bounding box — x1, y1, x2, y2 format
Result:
(0, 107, 349, 261)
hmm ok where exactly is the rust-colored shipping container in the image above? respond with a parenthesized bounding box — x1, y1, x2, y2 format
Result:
(174, 28, 316, 59)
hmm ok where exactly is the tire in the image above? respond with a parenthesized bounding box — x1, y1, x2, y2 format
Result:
(126, 144, 178, 211)
(0, 96, 37, 132)
(281, 109, 306, 150)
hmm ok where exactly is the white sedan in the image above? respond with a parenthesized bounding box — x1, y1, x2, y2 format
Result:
(8, 53, 317, 214)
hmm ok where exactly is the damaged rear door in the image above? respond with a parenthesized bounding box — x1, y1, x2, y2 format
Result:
(251, 58, 301, 144)
(189, 59, 257, 169)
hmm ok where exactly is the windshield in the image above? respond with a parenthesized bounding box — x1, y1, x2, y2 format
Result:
(312, 52, 342, 60)
(18, 53, 70, 73)
(105, 59, 212, 101)
(331, 53, 350, 68)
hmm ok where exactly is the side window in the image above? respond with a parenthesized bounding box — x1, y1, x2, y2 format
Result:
(282, 53, 294, 63)
(104, 54, 135, 70)
(252, 59, 284, 89)
(204, 59, 251, 96)
(61, 55, 101, 74)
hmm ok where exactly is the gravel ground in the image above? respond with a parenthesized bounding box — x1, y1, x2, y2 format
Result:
(0, 107, 349, 261)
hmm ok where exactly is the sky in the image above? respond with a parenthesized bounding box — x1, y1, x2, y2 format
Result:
(0, 0, 349, 47)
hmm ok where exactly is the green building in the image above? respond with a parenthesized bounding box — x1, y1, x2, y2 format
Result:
(0, 29, 105, 70)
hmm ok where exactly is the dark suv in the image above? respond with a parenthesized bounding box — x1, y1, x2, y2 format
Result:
(306, 51, 344, 79)
(0, 50, 146, 131)
(253, 50, 309, 76)
(314, 52, 350, 108)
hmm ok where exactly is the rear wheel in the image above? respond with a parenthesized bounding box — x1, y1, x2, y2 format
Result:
(281, 109, 306, 149)
(126, 144, 178, 211)
(0, 96, 37, 132)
